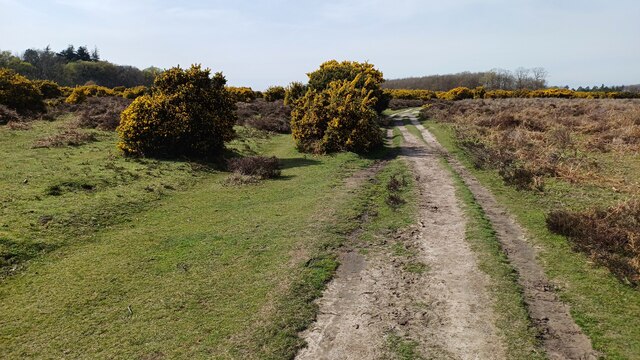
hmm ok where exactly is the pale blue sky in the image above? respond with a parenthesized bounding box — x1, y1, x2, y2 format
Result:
(1, 0, 638, 89)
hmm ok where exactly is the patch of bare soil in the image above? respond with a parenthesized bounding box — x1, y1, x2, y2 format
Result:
(404, 110, 597, 359)
(297, 118, 506, 359)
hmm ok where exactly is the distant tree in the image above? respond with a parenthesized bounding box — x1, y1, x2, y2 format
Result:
(0, 51, 36, 76)
(76, 46, 92, 62)
(90, 47, 100, 62)
(531, 67, 548, 88)
(57, 45, 78, 62)
(514, 67, 531, 89)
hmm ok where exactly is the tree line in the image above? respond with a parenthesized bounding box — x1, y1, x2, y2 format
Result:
(383, 68, 548, 91)
(0, 45, 161, 88)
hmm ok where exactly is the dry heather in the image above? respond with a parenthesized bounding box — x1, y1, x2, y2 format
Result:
(32, 129, 97, 148)
(235, 99, 291, 133)
(422, 98, 640, 191)
(73, 97, 132, 130)
(421, 98, 640, 286)
(547, 200, 640, 286)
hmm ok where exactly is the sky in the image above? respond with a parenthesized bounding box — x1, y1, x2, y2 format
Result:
(1, 0, 639, 89)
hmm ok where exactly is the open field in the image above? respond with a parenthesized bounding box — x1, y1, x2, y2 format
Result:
(0, 113, 400, 358)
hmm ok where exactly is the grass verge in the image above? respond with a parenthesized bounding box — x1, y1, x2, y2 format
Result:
(423, 120, 640, 359)
(0, 117, 392, 359)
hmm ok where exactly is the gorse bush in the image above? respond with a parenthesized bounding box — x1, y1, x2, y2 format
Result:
(33, 80, 62, 99)
(284, 82, 307, 106)
(264, 86, 286, 102)
(291, 75, 383, 153)
(0, 68, 45, 114)
(117, 64, 236, 157)
(307, 60, 389, 112)
(440, 87, 474, 101)
(121, 86, 147, 99)
(227, 86, 257, 103)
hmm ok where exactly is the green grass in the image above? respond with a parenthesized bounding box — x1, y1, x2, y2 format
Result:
(391, 126, 404, 147)
(439, 158, 544, 359)
(356, 159, 417, 247)
(386, 333, 424, 360)
(423, 120, 640, 359)
(400, 118, 426, 143)
(0, 117, 389, 358)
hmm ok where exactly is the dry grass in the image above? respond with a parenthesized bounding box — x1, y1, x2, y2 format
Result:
(32, 129, 97, 148)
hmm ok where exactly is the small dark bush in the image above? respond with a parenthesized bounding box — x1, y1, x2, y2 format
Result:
(0, 104, 20, 125)
(227, 156, 281, 179)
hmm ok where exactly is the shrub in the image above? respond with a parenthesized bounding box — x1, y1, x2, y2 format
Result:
(485, 89, 515, 99)
(307, 60, 389, 112)
(122, 86, 147, 99)
(263, 86, 286, 102)
(227, 86, 257, 103)
(472, 86, 486, 99)
(33, 80, 62, 99)
(284, 82, 307, 106)
(291, 76, 383, 153)
(441, 87, 474, 101)
(227, 156, 281, 179)
(65, 87, 88, 104)
(0, 68, 45, 114)
(0, 104, 20, 124)
(117, 64, 236, 158)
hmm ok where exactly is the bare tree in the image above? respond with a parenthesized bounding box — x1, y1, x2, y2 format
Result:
(514, 67, 531, 89)
(531, 67, 548, 88)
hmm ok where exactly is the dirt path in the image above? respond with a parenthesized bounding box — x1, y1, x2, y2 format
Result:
(400, 109, 597, 359)
(296, 120, 506, 359)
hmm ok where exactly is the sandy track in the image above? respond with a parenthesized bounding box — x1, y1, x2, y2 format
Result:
(296, 118, 506, 359)
(402, 110, 597, 359)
